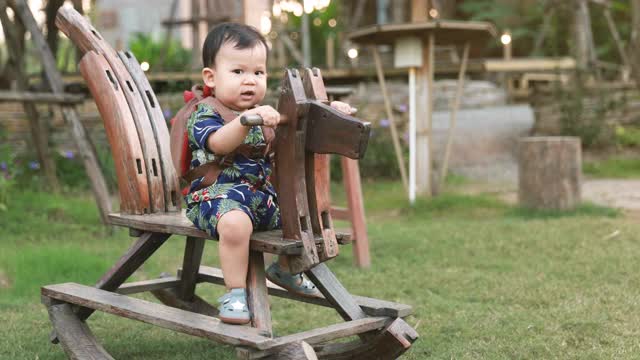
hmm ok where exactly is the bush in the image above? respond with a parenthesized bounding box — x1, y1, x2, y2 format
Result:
(615, 125, 640, 147)
(128, 33, 191, 72)
(331, 127, 406, 181)
(555, 70, 623, 147)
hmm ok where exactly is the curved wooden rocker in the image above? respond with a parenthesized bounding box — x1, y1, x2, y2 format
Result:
(41, 7, 418, 359)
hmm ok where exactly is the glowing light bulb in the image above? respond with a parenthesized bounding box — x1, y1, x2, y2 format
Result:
(328, 18, 337, 27)
(501, 33, 512, 45)
(347, 48, 358, 59)
(272, 2, 281, 17)
(140, 61, 150, 72)
(260, 12, 272, 35)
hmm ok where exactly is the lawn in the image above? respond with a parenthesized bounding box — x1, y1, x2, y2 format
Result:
(2, 181, 640, 359)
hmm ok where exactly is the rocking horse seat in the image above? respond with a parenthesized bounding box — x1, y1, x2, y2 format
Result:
(108, 211, 352, 255)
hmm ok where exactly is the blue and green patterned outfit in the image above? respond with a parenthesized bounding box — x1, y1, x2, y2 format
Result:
(184, 102, 281, 239)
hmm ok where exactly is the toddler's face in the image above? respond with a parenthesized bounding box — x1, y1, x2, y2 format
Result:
(204, 41, 268, 111)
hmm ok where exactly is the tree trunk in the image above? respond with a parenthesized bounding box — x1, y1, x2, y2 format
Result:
(573, 0, 597, 71)
(627, 0, 640, 90)
(518, 137, 582, 211)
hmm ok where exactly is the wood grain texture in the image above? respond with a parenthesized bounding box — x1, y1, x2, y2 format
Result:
(237, 316, 389, 358)
(42, 283, 271, 348)
(150, 286, 219, 317)
(305, 102, 371, 160)
(263, 341, 317, 360)
(518, 137, 582, 210)
(118, 50, 181, 212)
(57, 7, 165, 213)
(44, 302, 114, 360)
(305, 263, 367, 321)
(79, 52, 150, 214)
(313, 318, 418, 359)
(107, 211, 335, 255)
(179, 236, 205, 301)
(301, 68, 339, 262)
(275, 69, 319, 273)
(116, 276, 182, 295)
(247, 251, 272, 337)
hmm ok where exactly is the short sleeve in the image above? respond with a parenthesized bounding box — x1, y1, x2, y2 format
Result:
(187, 103, 225, 152)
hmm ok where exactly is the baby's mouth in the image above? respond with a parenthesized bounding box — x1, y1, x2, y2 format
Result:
(240, 90, 255, 98)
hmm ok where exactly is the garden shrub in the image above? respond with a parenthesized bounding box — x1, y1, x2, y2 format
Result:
(331, 125, 406, 181)
(555, 70, 623, 147)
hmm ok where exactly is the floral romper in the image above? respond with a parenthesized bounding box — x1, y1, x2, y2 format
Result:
(184, 102, 281, 239)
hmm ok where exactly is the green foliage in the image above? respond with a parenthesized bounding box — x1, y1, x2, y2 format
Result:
(555, 70, 624, 147)
(331, 127, 406, 180)
(583, 157, 640, 179)
(128, 32, 191, 71)
(277, 1, 340, 67)
(615, 125, 640, 147)
(458, 0, 632, 62)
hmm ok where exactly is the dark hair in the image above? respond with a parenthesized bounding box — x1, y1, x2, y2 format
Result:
(202, 22, 269, 68)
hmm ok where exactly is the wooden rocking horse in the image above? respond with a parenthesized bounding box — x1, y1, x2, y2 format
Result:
(41, 7, 418, 359)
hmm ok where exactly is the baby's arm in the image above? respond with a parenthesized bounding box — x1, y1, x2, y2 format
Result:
(207, 105, 280, 155)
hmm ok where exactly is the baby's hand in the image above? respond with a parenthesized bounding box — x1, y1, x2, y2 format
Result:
(330, 101, 357, 115)
(244, 105, 280, 128)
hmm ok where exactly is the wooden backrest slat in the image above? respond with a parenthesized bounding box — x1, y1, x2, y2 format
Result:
(57, 8, 165, 213)
(117, 51, 181, 212)
(79, 51, 149, 214)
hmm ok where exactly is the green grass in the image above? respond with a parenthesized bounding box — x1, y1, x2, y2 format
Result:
(583, 157, 640, 179)
(2, 183, 640, 359)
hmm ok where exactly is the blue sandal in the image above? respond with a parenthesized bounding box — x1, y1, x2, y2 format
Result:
(218, 288, 251, 325)
(266, 263, 321, 298)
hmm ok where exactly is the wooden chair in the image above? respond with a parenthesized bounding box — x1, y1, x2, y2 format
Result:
(41, 8, 418, 359)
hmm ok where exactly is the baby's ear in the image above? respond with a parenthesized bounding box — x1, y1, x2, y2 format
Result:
(202, 67, 216, 88)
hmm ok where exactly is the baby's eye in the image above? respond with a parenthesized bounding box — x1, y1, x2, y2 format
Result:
(232, 69, 243, 74)
(255, 71, 265, 76)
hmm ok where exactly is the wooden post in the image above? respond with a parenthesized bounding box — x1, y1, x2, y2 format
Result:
(341, 158, 370, 268)
(190, 0, 201, 70)
(371, 45, 408, 193)
(518, 137, 582, 210)
(11, 0, 112, 224)
(438, 42, 470, 189)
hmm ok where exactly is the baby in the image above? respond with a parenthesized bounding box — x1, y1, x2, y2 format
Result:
(185, 22, 354, 324)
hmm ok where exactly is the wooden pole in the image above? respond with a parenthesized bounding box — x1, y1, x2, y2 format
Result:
(408, 67, 417, 203)
(158, 0, 179, 71)
(191, 0, 201, 70)
(0, 3, 61, 193)
(340, 158, 370, 268)
(438, 42, 470, 187)
(11, 0, 112, 224)
(371, 45, 408, 193)
(602, 6, 632, 76)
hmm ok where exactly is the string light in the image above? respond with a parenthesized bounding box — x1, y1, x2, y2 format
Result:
(272, 0, 331, 17)
(140, 61, 150, 72)
(347, 48, 358, 59)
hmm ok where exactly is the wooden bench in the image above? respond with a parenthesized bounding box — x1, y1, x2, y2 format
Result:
(41, 7, 418, 359)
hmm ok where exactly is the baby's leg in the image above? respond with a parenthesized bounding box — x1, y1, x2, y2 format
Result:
(217, 210, 253, 289)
